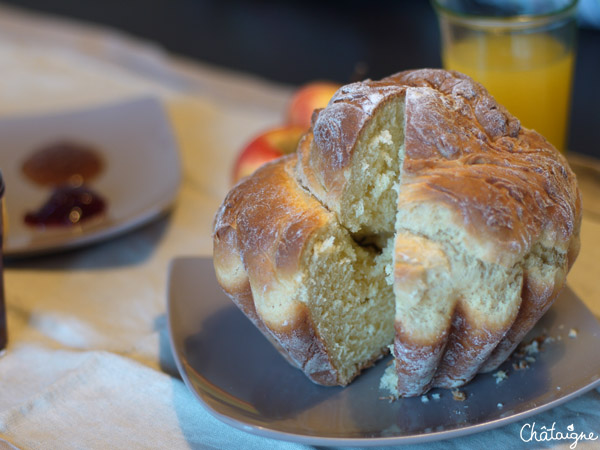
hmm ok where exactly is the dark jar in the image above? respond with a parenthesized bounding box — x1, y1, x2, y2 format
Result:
(0, 171, 6, 353)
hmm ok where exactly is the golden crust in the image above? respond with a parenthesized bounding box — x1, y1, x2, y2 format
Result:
(301, 69, 580, 260)
(213, 155, 342, 385)
(296, 82, 407, 219)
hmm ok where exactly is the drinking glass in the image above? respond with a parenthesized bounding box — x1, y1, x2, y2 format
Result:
(433, 0, 578, 152)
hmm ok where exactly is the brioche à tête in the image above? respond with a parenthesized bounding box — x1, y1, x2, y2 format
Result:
(213, 69, 581, 397)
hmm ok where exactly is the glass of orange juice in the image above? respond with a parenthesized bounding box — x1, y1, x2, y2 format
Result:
(432, 0, 578, 152)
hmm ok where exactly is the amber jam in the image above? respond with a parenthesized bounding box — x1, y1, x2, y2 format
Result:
(24, 185, 106, 227)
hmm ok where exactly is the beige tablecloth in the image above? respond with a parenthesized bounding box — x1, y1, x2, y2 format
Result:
(0, 4, 598, 449)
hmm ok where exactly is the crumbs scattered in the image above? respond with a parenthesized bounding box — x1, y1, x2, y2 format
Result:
(515, 336, 545, 357)
(452, 389, 466, 401)
(378, 395, 396, 403)
(510, 334, 548, 370)
(497, 402, 503, 409)
(513, 359, 530, 371)
(568, 328, 578, 338)
(421, 395, 429, 403)
(508, 324, 576, 374)
(493, 370, 508, 384)
(431, 393, 441, 401)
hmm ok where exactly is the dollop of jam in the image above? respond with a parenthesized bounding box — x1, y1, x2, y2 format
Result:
(22, 140, 108, 228)
(22, 141, 104, 187)
(24, 185, 106, 227)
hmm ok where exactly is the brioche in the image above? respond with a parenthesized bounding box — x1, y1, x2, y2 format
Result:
(213, 69, 581, 397)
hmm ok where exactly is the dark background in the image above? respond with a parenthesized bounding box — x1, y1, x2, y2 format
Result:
(3, 0, 599, 157)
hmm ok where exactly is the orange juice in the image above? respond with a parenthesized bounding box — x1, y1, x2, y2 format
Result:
(443, 33, 574, 152)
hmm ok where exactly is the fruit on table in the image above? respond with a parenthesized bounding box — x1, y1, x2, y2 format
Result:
(286, 81, 341, 128)
(232, 81, 341, 184)
(232, 125, 305, 184)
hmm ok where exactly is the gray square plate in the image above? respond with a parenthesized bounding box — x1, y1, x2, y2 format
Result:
(167, 256, 600, 446)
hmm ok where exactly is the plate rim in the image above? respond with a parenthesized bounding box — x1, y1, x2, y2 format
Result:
(167, 256, 600, 447)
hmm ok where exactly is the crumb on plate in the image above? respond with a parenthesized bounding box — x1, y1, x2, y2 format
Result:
(523, 340, 540, 355)
(452, 389, 466, 401)
(513, 360, 530, 371)
(568, 328, 578, 338)
(493, 370, 508, 384)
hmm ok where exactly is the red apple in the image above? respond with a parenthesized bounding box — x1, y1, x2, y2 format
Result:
(232, 125, 305, 184)
(286, 81, 341, 129)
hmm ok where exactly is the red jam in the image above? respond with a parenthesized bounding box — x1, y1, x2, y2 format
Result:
(24, 185, 106, 227)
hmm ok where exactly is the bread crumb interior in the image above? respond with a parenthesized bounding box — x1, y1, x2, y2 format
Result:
(341, 100, 405, 236)
(300, 227, 394, 384)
